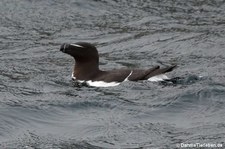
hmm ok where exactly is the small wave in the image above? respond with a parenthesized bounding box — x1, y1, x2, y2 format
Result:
(159, 74, 205, 86)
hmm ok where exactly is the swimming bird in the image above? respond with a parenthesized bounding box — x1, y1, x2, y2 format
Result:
(60, 42, 176, 87)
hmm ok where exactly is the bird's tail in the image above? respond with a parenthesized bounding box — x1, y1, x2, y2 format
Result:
(145, 65, 177, 79)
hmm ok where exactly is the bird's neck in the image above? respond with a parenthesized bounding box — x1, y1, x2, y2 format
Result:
(73, 60, 100, 80)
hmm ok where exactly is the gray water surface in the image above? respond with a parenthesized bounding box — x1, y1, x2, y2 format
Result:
(1, 0, 225, 148)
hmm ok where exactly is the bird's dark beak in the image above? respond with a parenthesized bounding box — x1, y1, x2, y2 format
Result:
(60, 43, 70, 53)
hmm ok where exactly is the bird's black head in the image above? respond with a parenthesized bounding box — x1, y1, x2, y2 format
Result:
(60, 42, 99, 63)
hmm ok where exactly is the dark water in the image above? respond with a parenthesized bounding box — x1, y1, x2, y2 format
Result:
(1, 0, 225, 148)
